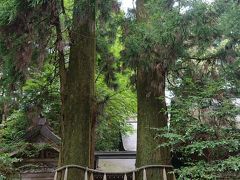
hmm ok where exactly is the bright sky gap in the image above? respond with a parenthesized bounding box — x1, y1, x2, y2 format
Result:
(119, 0, 215, 13)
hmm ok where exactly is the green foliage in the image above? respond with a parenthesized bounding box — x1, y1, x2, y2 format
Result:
(0, 111, 27, 176)
(96, 73, 136, 151)
(0, 153, 18, 177)
(95, 5, 136, 151)
(0, 0, 18, 25)
(120, 0, 240, 179)
(178, 156, 240, 179)
(122, 0, 185, 70)
(22, 64, 61, 132)
(0, 0, 239, 179)
(0, 0, 56, 91)
(28, 0, 48, 7)
(0, 63, 61, 175)
(0, 111, 28, 144)
(159, 69, 240, 179)
(217, 0, 240, 37)
(97, 8, 125, 88)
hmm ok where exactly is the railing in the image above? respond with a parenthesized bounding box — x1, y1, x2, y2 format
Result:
(54, 164, 176, 180)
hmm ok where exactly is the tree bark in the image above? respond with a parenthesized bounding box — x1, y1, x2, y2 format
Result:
(59, 0, 96, 179)
(55, 9, 66, 175)
(136, 0, 173, 179)
(136, 66, 172, 179)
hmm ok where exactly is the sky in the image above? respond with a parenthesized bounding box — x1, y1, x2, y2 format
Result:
(118, 0, 135, 13)
(119, 0, 215, 13)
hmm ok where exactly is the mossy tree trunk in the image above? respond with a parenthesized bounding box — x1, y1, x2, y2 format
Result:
(136, 0, 173, 179)
(136, 66, 172, 179)
(59, 0, 96, 179)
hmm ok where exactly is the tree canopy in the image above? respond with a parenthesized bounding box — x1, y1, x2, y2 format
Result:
(0, 0, 239, 179)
